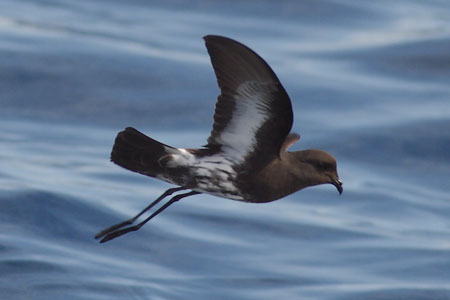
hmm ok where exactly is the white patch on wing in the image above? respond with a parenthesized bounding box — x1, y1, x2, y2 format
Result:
(216, 82, 270, 162)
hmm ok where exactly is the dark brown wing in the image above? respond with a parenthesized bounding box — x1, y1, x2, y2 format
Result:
(204, 35, 293, 168)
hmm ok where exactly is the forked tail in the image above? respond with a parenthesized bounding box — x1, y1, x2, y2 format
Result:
(110, 127, 175, 177)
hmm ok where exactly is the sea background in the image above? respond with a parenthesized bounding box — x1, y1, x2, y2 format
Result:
(1, 0, 450, 299)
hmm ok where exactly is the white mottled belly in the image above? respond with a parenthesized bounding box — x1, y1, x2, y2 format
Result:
(156, 149, 245, 201)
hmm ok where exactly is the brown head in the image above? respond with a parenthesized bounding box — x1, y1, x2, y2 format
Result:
(287, 149, 343, 195)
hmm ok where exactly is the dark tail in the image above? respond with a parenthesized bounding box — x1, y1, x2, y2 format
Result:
(110, 127, 175, 177)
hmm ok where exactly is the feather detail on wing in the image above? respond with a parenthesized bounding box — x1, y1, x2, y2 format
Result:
(204, 35, 294, 169)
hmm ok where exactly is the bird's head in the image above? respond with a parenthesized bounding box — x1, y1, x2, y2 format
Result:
(290, 149, 343, 194)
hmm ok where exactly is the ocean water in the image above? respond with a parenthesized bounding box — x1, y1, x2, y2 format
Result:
(1, 0, 450, 299)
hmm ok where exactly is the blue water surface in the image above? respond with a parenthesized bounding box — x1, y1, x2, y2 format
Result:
(1, 0, 450, 299)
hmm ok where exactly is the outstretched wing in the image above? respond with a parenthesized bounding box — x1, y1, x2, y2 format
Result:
(204, 35, 293, 169)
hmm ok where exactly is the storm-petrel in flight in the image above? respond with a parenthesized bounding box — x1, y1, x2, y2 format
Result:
(95, 35, 342, 243)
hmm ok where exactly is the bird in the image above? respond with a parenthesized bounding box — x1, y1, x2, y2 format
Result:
(95, 35, 342, 243)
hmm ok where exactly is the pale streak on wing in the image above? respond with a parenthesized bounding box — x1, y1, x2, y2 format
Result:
(214, 81, 279, 162)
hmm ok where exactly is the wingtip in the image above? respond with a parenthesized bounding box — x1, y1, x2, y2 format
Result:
(203, 34, 238, 45)
(203, 34, 215, 42)
(203, 34, 222, 39)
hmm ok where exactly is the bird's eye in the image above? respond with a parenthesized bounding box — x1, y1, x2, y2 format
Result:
(316, 161, 332, 170)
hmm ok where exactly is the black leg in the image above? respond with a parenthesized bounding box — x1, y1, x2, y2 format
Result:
(99, 190, 200, 243)
(95, 187, 187, 240)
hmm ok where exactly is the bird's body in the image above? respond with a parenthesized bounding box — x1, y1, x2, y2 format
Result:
(96, 35, 342, 243)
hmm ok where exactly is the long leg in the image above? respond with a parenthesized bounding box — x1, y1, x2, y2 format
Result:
(99, 190, 200, 243)
(95, 187, 187, 240)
